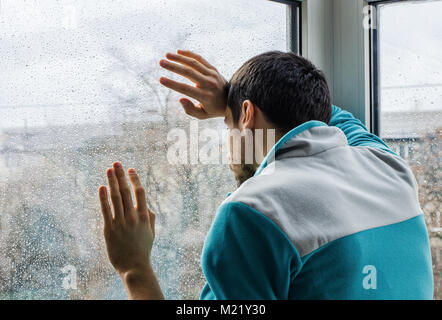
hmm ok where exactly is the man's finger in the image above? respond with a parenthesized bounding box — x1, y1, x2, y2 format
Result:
(164, 52, 212, 75)
(159, 77, 202, 100)
(127, 168, 148, 217)
(113, 162, 135, 219)
(98, 185, 113, 228)
(160, 59, 208, 85)
(177, 50, 217, 71)
(107, 168, 124, 223)
(179, 98, 209, 119)
(148, 209, 156, 238)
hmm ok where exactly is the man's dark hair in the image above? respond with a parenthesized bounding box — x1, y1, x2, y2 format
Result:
(226, 51, 332, 132)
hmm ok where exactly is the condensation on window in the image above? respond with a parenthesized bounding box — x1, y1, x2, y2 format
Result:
(378, 0, 442, 299)
(0, 0, 286, 299)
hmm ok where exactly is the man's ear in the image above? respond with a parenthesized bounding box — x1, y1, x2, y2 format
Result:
(240, 100, 256, 130)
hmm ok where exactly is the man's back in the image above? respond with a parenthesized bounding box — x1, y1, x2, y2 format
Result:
(200, 106, 434, 300)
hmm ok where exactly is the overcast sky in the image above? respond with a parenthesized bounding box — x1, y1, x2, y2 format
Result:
(0, 0, 286, 128)
(0, 0, 441, 129)
(379, 1, 442, 113)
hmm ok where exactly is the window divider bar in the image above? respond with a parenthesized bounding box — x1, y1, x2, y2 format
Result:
(369, 2, 380, 135)
(287, 1, 303, 55)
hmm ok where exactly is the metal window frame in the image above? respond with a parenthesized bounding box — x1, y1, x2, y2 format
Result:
(367, 0, 380, 135)
(269, 0, 303, 54)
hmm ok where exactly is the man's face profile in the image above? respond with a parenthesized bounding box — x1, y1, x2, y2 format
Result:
(224, 107, 256, 187)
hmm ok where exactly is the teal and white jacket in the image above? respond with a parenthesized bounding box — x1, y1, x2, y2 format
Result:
(200, 105, 434, 300)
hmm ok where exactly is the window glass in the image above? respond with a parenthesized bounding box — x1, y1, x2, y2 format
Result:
(378, 0, 442, 299)
(0, 0, 287, 299)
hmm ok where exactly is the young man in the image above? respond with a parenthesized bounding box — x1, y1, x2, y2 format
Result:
(98, 50, 434, 299)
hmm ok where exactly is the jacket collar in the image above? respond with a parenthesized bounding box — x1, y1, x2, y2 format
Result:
(254, 120, 348, 176)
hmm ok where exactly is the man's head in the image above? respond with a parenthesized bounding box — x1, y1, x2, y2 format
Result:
(225, 51, 332, 132)
(223, 51, 332, 185)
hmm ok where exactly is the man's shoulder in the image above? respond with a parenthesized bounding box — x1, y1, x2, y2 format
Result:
(226, 160, 310, 197)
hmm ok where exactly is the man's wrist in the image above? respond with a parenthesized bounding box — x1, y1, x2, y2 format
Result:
(120, 263, 164, 300)
(120, 263, 154, 284)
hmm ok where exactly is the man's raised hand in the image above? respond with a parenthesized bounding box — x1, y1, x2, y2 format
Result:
(159, 50, 227, 119)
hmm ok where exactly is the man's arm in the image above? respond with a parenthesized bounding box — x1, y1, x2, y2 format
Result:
(201, 202, 300, 300)
(98, 162, 164, 300)
(329, 105, 396, 155)
(120, 266, 164, 300)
